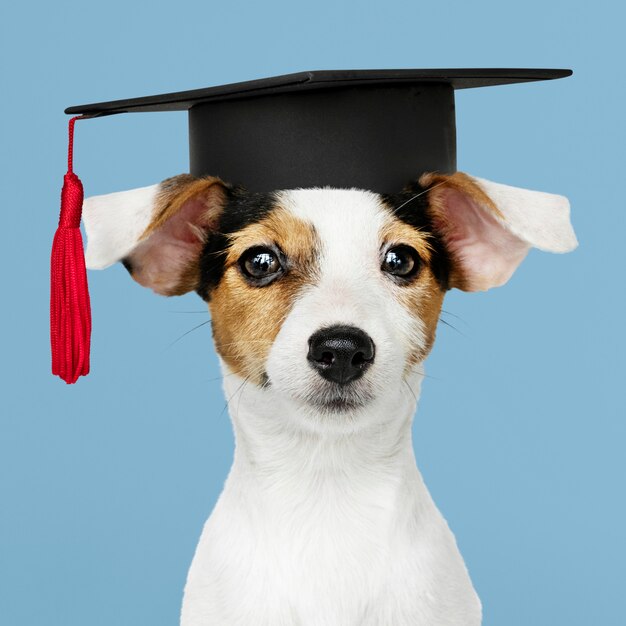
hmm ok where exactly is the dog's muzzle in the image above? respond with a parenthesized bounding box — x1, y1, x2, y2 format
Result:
(307, 325, 375, 385)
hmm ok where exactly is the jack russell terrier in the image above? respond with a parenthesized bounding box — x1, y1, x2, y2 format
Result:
(83, 171, 577, 625)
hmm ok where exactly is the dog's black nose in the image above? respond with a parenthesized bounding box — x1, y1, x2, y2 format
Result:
(307, 325, 375, 385)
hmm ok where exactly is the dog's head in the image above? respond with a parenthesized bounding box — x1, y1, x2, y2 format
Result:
(84, 172, 576, 426)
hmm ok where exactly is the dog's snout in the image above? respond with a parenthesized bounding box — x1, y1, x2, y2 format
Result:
(307, 325, 375, 385)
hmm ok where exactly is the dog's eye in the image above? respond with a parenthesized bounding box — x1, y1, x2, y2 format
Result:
(239, 247, 283, 285)
(381, 245, 421, 280)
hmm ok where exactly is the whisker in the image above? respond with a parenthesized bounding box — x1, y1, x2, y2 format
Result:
(205, 374, 226, 383)
(417, 371, 438, 381)
(235, 377, 253, 417)
(165, 320, 212, 350)
(438, 318, 466, 337)
(200, 248, 230, 258)
(391, 180, 447, 215)
(406, 365, 439, 381)
(203, 369, 244, 384)
(403, 379, 418, 403)
(219, 375, 251, 419)
(204, 365, 268, 385)
(441, 309, 467, 323)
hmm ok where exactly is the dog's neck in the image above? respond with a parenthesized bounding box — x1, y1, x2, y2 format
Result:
(219, 365, 426, 505)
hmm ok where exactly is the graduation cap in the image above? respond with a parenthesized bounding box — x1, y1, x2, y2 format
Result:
(51, 68, 572, 383)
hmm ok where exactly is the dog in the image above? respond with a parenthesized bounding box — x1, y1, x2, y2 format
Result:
(83, 170, 577, 625)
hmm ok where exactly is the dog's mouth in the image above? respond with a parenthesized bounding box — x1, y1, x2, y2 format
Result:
(301, 382, 374, 414)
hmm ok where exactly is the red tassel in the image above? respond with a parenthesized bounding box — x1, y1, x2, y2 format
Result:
(50, 116, 91, 384)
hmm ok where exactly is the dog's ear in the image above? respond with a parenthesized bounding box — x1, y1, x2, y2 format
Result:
(419, 172, 578, 292)
(83, 174, 229, 296)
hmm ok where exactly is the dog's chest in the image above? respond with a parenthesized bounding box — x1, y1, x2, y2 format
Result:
(181, 404, 481, 625)
(266, 472, 401, 584)
(185, 470, 424, 624)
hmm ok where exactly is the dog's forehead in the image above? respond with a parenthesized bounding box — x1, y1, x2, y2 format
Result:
(275, 188, 388, 251)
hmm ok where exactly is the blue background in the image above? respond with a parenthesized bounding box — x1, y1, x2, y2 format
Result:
(1, 1, 623, 624)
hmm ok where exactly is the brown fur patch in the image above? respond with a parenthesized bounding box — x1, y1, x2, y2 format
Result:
(209, 207, 319, 383)
(379, 220, 435, 264)
(400, 274, 446, 368)
(168, 252, 206, 297)
(419, 171, 501, 219)
(141, 174, 227, 239)
(379, 212, 446, 368)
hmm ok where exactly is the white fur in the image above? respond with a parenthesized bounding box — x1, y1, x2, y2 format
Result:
(181, 367, 480, 626)
(83, 184, 159, 269)
(181, 189, 481, 625)
(472, 176, 578, 253)
(82, 175, 578, 626)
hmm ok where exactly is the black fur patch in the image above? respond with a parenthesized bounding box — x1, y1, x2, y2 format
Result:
(381, 183, 452, 291)
(121, 257, 133, 275)
(196, 187, 279, 301)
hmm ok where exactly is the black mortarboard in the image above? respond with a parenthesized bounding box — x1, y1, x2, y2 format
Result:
(65, 68, 572, 194)
(52, 68, 571, 384)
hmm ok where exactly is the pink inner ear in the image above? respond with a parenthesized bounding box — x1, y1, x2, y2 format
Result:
(129, 192, 218, 296)
(434, 188, 530, 291)
(164, 197, 212, 244)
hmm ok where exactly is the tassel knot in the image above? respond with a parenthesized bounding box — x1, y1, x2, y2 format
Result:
(58, 173, 84, 228)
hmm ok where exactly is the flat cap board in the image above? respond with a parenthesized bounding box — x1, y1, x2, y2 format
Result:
(65, 69, 572, 115)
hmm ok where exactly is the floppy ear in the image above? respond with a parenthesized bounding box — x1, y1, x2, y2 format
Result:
(83, 174, 229, 296)
(420, 172, 578, 292)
